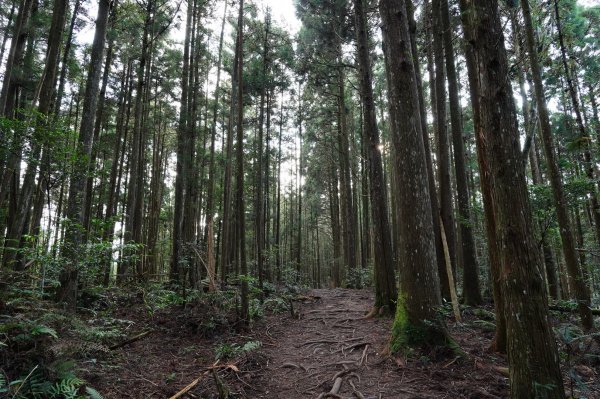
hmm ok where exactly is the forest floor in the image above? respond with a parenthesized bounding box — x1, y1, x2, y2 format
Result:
(77, 288, 600, 399)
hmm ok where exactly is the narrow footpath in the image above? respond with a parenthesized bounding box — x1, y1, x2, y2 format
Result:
(239, 288, 509, 398)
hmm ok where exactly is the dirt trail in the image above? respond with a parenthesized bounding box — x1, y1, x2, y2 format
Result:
(245, 288, 508, 398)
(90, 288, 514, 398)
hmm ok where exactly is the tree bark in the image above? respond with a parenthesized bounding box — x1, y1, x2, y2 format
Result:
(234, 0, 248, 325)
(57, 0, 112, 308)
(380, 0, 450, 351)
(431, 0, 458, 281)
(461, 0, 565, 395)
(440, 0, 481, 305)
(353, 0, 397, 312)
(457, 0, 507, 353)
(520, 0, 593, 330)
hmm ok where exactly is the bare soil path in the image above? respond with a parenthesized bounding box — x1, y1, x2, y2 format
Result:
(230, 288, 509, 398)
(89, 288, 600, 398)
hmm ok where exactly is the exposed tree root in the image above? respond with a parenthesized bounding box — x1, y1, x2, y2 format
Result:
(359, 345, 369, 366)
(338, 341, 370, 354)
(349, 379, 365, 399)
(300, 336, 365, 347)
(280, 362, 307, 371)
(362, 306, 381, 319)
(317, 376, 344, 399)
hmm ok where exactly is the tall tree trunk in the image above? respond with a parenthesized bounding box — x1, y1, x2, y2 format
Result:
(255, 14, 270, 288)
(520, 0, 593, 329)
(462, 0, 565, 395)
(121, 0, 151, 283)
(0, 0, 16, 68)
(53, 0, 81, 115)
(296, 88, 303, 278)
(275, 89, 284, 283)
(234, 0, 248, 325)
(440, 0, 481, 304)
(457, 0, 507, 353)
(407, 0, 448, 302)
(353, 0, 397, 313)
(204, 0, 228, 291)
(336, 64, 357, 275)
(219, 16, 241, 289)
(171, 0, 193, 284)
(380, 0, 450, 351)
(57, 0, 112, 308)
(431, 0, 457, 281)
(82, 34, 114, 236)
(101, 59, 133, 286)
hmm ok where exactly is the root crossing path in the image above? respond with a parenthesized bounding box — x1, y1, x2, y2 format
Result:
(247, 288, 508, 398)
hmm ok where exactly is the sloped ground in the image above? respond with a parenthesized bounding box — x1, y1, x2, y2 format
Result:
(85, 288, 599, 398)
(236, 288, 509, 399)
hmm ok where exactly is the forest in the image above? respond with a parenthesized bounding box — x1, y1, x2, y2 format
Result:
(0, 0, 599, 397)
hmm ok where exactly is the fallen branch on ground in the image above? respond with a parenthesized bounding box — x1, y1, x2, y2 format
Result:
(109, 330, 152, 350)
(169, 362, 239, 399)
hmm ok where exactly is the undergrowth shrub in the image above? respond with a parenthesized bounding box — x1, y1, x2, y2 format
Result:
(346, 265, 373, 289)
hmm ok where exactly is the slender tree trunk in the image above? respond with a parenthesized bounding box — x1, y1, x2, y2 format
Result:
(462, 0, 565, 395)
(204, 0, 228, 291)
(521, 0, 592, 329)
(457, 0, 507, 353)
(440, 0, 481, 304)
(0, 0, 33, 117)
(407, 0, 448, 302)
(53, 0, 81, 116)
(101, 60, 132, 286)
(171, 0, 193, 284)
(353, 0, 396, 312)
(122, 0, 151, 283)
(275, 89, 283, 283)
(57, 0, 112, 308)
(0, 0, 16, 68)
(336, 63, 357, 275)
(431, 0, 457, 281)
(234, 0, 248, 325)
(82, 34, 114, 236)
(255, 15, 270, 288)
(296, 88, 303, 278)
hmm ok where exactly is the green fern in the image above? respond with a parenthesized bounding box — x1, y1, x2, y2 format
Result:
(48, 376, 84, 398)
(85, 386, 104, 399)
(30, 325, 59, 339)
(0, 373, 7, 393)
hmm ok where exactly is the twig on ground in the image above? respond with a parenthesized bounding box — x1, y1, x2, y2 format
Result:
(109, 330, 152, 350)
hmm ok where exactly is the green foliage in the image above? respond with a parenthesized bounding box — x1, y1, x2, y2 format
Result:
(346, 266, 373, 289)
(1, 362, 103, 399)
(30, 325, 59, 339)
(555, 323, 600, 394)
(1, 319, 58, 346)
(214, 340, 262, 361)
(262, 296, 289, 313)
